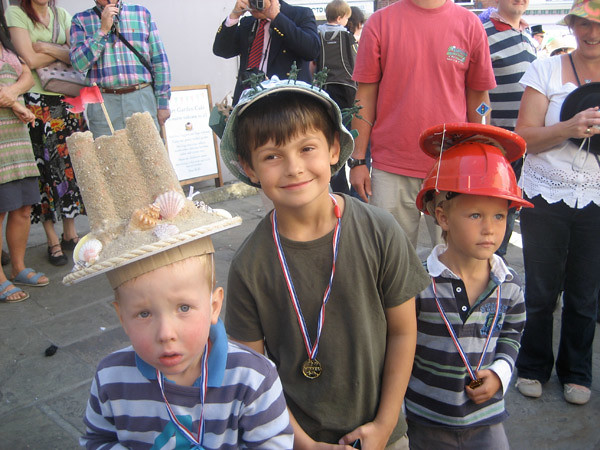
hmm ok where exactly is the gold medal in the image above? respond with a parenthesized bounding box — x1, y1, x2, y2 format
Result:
(302, 359, 322, 379)
(469, 378, 484, 389)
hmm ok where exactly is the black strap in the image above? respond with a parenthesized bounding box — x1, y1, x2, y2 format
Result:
(568, 53, 582, 87)
(93, 6, 154, 85)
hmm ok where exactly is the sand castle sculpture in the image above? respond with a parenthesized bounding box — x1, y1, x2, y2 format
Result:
(63, 112, 241, 284)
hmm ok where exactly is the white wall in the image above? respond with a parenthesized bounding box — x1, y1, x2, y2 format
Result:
(56, 0, 240, 104)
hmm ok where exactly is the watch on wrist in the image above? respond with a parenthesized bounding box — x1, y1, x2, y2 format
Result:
(347, 157, 367, 169)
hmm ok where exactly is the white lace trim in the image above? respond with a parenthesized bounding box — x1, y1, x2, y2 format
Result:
(522, 155, 600, 208)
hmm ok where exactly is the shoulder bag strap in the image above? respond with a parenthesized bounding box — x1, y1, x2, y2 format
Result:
(50, 6, 60, 44)
(93, 6, 154, 85)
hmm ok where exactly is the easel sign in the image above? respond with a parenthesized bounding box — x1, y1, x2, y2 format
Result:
(163, 85, 223, 187)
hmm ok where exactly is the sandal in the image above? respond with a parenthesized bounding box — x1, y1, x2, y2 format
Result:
(0, 280, 29, 303)
(11, 268, 49, 287)
(48, 244, 68, 266)
(60, 233, 80, 251)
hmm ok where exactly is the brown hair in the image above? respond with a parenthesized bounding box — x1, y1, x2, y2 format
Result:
(235, 91, 337, 168)
(326, 0, 351, 22)
(346, 6, 365, 35)
(19, 0, 56, 26)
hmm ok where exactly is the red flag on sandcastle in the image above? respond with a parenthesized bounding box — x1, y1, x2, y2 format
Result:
(63, 86, 103, 113)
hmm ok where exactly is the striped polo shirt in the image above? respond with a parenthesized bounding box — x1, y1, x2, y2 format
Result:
(484, 17, 537, 131)
(81, 321, 293, 449)
(405, 245, 526, 428)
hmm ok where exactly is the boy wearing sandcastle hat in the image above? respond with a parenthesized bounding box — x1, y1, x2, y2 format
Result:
(66, 113, 293, 449)
(220, 76, 430, 448)
(405, 123, 532, 449)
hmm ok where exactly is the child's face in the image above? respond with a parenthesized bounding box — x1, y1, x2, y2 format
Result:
(337, 13, 351, 26)
(435, 195, 508, 261)
(242, 128, 340, 211)
(114, 257, 223, 386)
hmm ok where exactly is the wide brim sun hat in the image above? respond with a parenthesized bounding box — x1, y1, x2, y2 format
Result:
(220, 76, 355, 187)
(416, 123, 533, 213)
(560, 82, 600, 154)
(558, 0, 600, 26)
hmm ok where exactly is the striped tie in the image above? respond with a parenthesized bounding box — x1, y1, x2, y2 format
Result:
(247, 19, 267, 69)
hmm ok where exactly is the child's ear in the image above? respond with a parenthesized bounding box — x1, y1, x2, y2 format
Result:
(329, 135, 341, 166)
(435, 205, 450, 232)
(210, 287, 224, 325)
(240, 159, 260, 185)
(112, 299, 126, 330)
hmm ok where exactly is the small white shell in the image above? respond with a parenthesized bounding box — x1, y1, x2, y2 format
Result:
(153, 223, 180, 240)
(77, 238, 103, 265)
(155, 191, 185, 220)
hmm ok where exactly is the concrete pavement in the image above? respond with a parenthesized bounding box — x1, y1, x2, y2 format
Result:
(0, 185, 598, 449)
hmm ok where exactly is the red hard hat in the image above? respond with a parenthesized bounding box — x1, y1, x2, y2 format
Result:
(416, 141, 534, 213)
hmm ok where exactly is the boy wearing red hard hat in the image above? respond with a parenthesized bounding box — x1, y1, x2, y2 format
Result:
(405, 123, 533, 449)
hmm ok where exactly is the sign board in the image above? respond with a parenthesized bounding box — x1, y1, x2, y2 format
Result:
(163, 85, 223, 187)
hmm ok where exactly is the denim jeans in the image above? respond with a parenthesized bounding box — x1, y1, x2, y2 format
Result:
(516, 195, 600, 387)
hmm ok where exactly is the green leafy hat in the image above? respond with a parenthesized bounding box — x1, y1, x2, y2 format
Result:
(220, 76, 355, 187)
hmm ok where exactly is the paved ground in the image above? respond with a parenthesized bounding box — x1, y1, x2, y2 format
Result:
(0, 189, 598, 449)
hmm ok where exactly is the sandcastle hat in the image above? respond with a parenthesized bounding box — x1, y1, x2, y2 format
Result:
(220, 76, 355, 187)
(62, 112, 241, 288)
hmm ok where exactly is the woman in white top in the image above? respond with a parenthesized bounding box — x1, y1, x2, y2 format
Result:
(513, 0, 600, 406)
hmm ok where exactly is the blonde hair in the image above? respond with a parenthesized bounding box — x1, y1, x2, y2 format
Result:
(326, 0, 351, 22)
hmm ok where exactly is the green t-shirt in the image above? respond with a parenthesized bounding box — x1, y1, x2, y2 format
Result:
(5, 5, 72, 95)
(226, 194, 431, 444)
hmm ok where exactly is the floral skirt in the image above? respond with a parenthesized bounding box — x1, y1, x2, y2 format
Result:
(25, 92, 87, 223)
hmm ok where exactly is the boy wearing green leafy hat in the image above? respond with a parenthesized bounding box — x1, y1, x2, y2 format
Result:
(221, 76, 430, 448)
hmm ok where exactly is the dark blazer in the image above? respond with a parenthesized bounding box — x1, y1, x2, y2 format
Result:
(213, 1, 319, 103)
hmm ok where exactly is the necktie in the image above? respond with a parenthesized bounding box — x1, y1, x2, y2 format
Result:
(247, 19, 267, 69)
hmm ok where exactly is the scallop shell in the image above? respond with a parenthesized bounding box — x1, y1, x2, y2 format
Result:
(73, 234, 103, 267)
(78, 238, 103, 265)
(155, 191, 185, 220)
(130, 203, 160, 230)
(153, 223, 180, 240)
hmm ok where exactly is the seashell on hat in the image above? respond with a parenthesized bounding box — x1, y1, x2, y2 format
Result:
(62, 112, 241, 288)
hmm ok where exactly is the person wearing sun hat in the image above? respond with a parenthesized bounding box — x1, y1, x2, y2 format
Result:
(514, 0, 600, 406)
(405, 123, 531, 449)
(222, 75, 430, 447)
(65, 112, 293, 448)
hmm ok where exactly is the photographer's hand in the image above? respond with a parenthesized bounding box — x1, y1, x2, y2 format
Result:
(100, 2, 120, 34)
(264, 0, 281, 20)
(230, 0, 250, 20)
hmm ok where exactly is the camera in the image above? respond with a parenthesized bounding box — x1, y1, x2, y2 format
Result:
(249, 0, 265, 11)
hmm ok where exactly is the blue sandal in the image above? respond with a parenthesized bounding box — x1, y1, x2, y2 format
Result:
(0, 280, 29, 303)
(11, 268, 49, 287)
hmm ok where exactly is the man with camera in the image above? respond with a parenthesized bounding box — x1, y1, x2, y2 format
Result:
(213, 0, 319, 104)
(70, 0, 171, 137)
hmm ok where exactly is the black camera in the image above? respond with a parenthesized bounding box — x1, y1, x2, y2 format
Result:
(249, 0, 265, 11)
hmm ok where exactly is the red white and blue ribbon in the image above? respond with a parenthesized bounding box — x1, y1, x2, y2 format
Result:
(431, 278, 501, 382)
(271, 194, 341, 361)
(156, 343, 209, 449)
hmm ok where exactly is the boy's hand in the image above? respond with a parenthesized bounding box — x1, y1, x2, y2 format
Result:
(339, 421, 392, 449)
(465, 369, 502, 404)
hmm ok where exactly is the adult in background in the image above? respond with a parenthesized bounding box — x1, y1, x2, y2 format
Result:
(213, 0, 320, 104)
(70, 0, 171, 137)
(514, 0, 600, 406)
(6, 0, 87, 267)
(0, 3, 48, 302)
(346, 6, 365, 42)
(483, 0, 537, 257)
(350, 0, 496, 248)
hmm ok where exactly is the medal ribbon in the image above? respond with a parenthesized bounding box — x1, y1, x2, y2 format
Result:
(271, 194, 341, 360)
(431, 278, 501, 382)
(156, 343, 209, 449)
